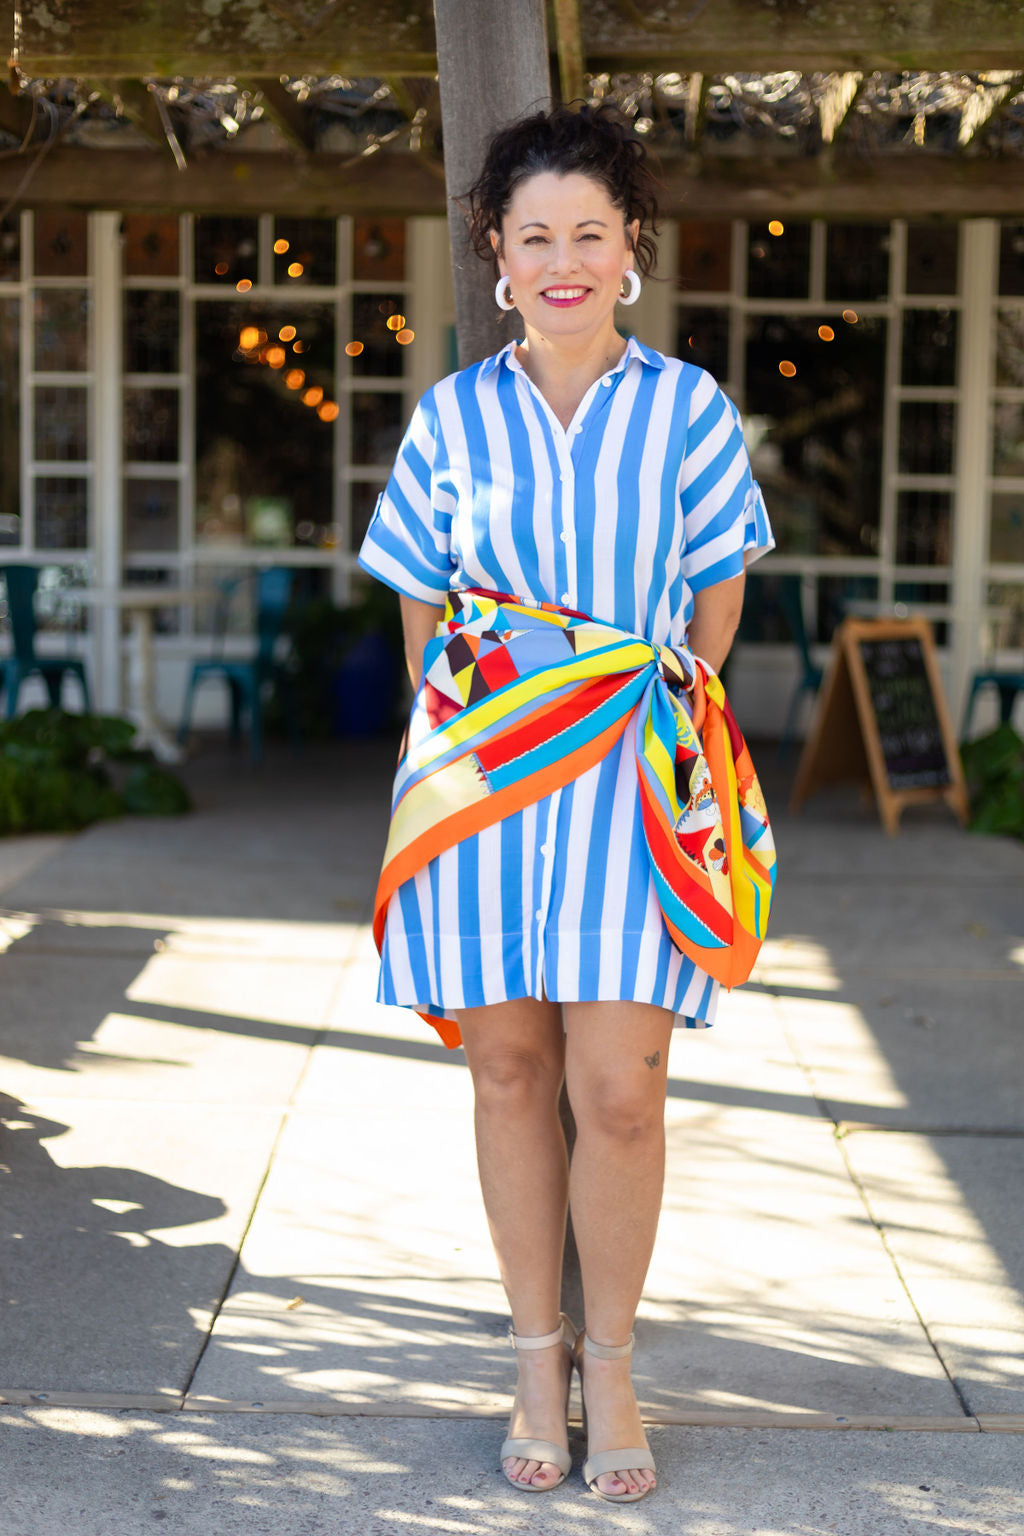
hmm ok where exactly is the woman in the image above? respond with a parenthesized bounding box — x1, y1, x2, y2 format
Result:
(359, 105, 775, 1503)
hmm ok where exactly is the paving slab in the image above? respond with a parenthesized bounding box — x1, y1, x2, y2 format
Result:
(2, 1410, 1023, 1536)
(0, 835, 67, 898)
(777, 979, 1024, 1131)
(189, 952, 957, 1420)
(844, 1131, 1024, 1416)
(0, 1098, 283, 1396)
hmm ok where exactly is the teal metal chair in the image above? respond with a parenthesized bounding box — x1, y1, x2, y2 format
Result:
(962, 669, 1024, 735)
(962, 601, 1024, 736)
(0, 563, 92, 718)
(178, 568, 294, 764)
(778, 573, 823, 757)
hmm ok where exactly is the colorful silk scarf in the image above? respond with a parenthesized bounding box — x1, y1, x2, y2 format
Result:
(374, 589, 776, 1046)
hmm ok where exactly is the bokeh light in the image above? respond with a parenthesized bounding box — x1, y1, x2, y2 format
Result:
(285, 369, 305, 390)
(214, 261, 229, 276)
(287, 262, 304, 278)
(818, 325, 835, 341)
(317, 401, 340, 422)
(235, 278, 253, 293)
(345, 340, 364, 357)
(292, 340, 306, 353)
(768, 220, 785, 237)
(278, 325, 297, 342)
(274, 238, 290, 254)
(302, 386, 324, 407)
(266, 346, 286, 369)
(239, 326, 260, 350)
(395, 328, 415, 345)
(386, 314, 407, 332)
(779, 360, 797, 377)
(842, 309, 859, 324)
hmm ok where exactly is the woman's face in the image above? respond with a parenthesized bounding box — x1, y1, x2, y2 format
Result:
(491, 171, 639, 345)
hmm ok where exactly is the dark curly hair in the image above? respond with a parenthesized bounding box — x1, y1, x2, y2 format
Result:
(465, 103, 661, 278)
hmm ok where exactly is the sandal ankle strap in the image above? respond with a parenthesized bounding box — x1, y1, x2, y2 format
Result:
(508, 1312, 576, 1352)
(581, 1330, 636, 1360)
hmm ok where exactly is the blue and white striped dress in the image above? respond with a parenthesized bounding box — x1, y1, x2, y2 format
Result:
(359, 336, 774, 1030)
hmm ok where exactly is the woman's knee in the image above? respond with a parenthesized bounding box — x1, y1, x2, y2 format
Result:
(569, 1072, 665, 1144)
(468, 1044, 564, 1115)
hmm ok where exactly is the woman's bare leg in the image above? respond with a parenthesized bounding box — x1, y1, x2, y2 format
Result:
(458, 997, 569, 1489)
(563, 1000, 674, 1498)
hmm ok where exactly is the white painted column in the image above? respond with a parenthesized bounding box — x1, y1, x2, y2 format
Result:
(89, 212, 123, 712)
(407, 218, 451, 397)
(952, 220, 998, 724)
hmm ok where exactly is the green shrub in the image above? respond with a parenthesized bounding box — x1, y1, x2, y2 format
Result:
(960, 725, 1024, 841)
(0, 709, 191, 835)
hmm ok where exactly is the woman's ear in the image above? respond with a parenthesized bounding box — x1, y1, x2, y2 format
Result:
(489, 228, 503, 267)
(626, 219, 640, 257)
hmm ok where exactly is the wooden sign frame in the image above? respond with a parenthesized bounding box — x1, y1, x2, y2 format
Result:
(790, 616, 970, 835)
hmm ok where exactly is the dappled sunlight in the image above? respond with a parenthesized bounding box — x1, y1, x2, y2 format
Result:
(752, 934, 842, 992)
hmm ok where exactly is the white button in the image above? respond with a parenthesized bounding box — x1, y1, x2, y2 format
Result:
(601, 377, 612, 387)
(540, 843, 550, 856)
(535, 909, 544, 920)
(559, 531, 568, 543)
(573, 424, 583, 433)
(561, 592, 570, 603)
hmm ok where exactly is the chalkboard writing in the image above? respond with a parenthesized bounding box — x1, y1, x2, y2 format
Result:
(857, 635, 951, 789)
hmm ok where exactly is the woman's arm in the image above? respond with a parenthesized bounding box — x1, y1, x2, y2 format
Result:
(399, 594, 446, 688)
(687, 571, 746, 674)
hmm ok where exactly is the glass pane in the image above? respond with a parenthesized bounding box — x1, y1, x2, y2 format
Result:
(895, 490, 952, 566)
(986, 582, 1024, 648)
(34, 212, 88, 278)
(678, 222, 732, 293)
(993, 402, 1024, 479)
(901, 308, 958, 387)
(273, 218, 336, 287)
(744, 312, 887, 557)
(353, 217, 406, 281)
(193, 216, 259, 286)
(193, 566, 255, 637)
(123, 214, 180, 278)
(34, 289, 90, 371)
(124, 479, 180, 552)
(351, 391, 404, 466)
(348, 293, 408, 377)
(995, 308, 1024, 388)
(121, 567, 181, 635)
(905, 225, 959, 295)
(35, 476, 89, 548)
(816, 575, 879, 644)
(677, 308, 729, 381)
(0, 214, 20, 281)
(195, 301, 335, 547)
(747, 222, 811, 300)
(898, 401, 955, 475)
(0, 297, 20, 543)
(892, 580, 950, 643)
(34, 385, 88, 461)
(124, 290, 181, 374)
(349, 481, 382, 554)
(124, 387, 180, 463)
(825, 224, 890, 302)
(734, 570, 798, 645)
(23, 564, 89, 635)
(998, 223, 1024, 297)
(990, 492, 1024, 563)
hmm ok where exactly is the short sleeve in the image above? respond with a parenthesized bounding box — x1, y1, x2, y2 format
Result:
(679, 372, 775, 594)
(357, 388, 455, 605)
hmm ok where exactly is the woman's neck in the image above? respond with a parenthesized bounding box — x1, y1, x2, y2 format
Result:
(515, 322, 628, 419)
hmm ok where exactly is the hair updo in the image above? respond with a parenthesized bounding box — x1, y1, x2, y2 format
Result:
(466, 104, 661, 278)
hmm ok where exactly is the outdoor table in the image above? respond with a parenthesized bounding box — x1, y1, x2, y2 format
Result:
(69, 587, 210, 764)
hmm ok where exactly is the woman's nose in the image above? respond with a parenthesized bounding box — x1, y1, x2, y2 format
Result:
(547, 239, 580, 271)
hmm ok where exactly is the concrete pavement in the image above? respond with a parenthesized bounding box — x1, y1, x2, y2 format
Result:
(1, 737, 1023, 1533)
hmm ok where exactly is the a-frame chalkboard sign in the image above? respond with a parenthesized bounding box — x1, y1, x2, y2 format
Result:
(790, 616, 969, 835)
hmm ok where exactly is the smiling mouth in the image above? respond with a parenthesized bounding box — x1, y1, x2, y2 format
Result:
(541, 287, 589, 306)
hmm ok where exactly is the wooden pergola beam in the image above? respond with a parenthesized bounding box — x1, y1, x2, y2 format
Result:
(0, 83, 38, 142)
(8, 0, 1024, 78)
(957, 70, 1023, 148)
(5, 145, 1024, 221)
(240, 78, 318, 153)
(82, 78, 166, 148)
(553, 0, 586, 105)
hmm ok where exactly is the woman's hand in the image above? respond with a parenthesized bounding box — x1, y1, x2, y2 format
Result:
(687, 571, 746, 674)
(399, 594, 446, 688)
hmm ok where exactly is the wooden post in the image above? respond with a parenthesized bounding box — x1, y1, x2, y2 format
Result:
(433, 0, 551, 368)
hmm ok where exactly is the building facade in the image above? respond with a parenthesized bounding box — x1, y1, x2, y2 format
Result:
(1, 207, 1022, 738)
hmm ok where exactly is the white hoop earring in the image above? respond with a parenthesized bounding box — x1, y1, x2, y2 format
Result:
(494, 275, 515, 311)
(618, 269, 641, 306)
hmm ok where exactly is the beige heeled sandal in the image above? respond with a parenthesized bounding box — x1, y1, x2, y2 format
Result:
(499, 1313, 577, 1491)
(575, 1330, 656, 1504)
